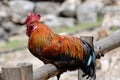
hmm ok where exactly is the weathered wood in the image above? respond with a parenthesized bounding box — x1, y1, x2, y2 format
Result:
(1, 66, 22, 80)
(33, 64, 58, 80)
(94, 30, 120, 58)
(78, 36, 94, 80)
(33, 30, 120, 80)
(17, 63, 33, 80)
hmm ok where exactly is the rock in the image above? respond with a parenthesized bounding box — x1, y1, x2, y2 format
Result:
(85, 1, 104, 13)
(35, 2, 60, 16)
(0, 27, 8, 42)
(110, 15, 120, 27)
(76, 2, 100, 24)
(87, 0, 117, 5)
(100, 57, 109, 72)
(115, 0, 120, 5)
(86, 0, 103, 1)
(1, 21, 19, 36)
(101, 14, 111, 30)
(29, 0, 65, 3)
(101, 5, 120, 15)
(102, 0, 117, 5)
(58, 0, 81, 17)
(41, 14, 76, 29)
(0, 2, 11, 21)
(102, 14, 120, 30)
(8, 0, 35, 24)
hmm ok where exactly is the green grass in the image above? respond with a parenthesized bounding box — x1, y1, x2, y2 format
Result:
(0, 40, 26, 50)
(55, 16, 103, 33)
(110, 26, 120, 32)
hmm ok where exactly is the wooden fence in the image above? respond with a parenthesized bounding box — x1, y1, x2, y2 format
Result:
(0, 30, 120, 80)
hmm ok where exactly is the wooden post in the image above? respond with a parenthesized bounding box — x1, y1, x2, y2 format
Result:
(17, 63, 33, 80)
(33, 64, 58, 80)
(78, 36, 94, 80)
(1, 66, 22, 80)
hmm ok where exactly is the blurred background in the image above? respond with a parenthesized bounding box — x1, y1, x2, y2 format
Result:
(0, 0, 120, 80)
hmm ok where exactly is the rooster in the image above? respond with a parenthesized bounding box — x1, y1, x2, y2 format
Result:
(24, 12, 96, 80)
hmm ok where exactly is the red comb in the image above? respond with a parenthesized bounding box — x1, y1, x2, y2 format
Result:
(25, 12, 41, 24)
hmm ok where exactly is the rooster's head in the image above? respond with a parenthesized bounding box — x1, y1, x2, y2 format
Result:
(25, 12, 40, 37)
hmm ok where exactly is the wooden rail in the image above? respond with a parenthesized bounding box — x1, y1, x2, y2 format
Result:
(0, 30, 120, 80)
(94, 30, 120, 58)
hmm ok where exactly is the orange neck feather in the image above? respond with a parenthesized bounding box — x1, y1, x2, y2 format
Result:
(28, 21, 57, 53)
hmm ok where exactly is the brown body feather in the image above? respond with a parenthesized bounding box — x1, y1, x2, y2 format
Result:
(28, 21, 84, 63)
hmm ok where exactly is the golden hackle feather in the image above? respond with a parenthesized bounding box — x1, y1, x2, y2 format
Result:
(42, 35, 84, 60)
(58, 36, 84, 60)
(28, 21, 54, 53)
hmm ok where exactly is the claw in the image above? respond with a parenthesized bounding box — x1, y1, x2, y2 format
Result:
(82, 73, 87, 77)
(86, 75, 89, 79)
(101, 53, 104, 57)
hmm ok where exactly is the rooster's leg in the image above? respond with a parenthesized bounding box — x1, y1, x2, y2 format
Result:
(57, 73, 61, 80)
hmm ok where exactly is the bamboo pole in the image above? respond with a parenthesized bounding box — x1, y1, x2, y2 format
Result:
(33, 30, 120, 80)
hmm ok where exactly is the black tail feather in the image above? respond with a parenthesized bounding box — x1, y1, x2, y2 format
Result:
(81, 40, 96, 80)
(52, 40, 96, 80)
